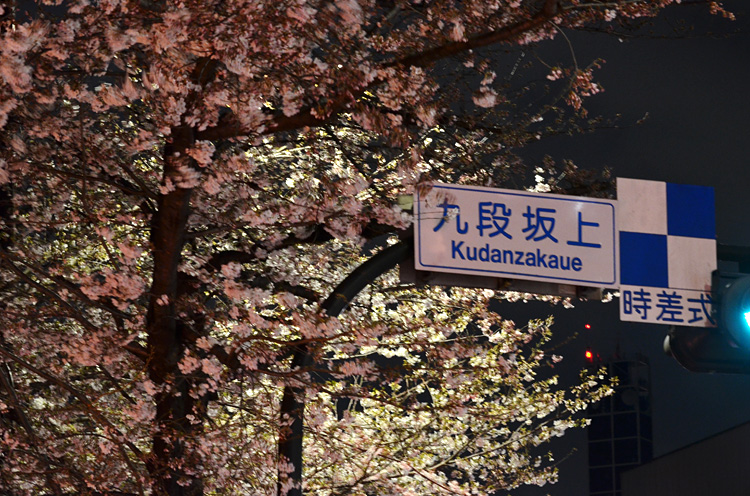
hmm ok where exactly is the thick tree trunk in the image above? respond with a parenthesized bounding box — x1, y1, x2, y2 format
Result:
(146, 126, 203, 495)
(144, 57, 220, 496)
(277, 346, 307, 496)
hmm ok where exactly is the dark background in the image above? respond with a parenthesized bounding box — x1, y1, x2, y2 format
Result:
(501, 2, 750, 494)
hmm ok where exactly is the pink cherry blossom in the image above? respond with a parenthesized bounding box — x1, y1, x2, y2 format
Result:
(0, 1, 726, 495)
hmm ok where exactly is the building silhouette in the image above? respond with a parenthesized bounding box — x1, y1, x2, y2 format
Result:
(587, 354, 653, 496)
(622, 421, 750, 496)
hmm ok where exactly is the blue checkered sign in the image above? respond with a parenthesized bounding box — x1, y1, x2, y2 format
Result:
(618, 178, 716, 327)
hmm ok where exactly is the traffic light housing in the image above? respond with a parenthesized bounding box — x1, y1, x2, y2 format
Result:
(665, 325, 750, 374)
(665, 271, 750, 374)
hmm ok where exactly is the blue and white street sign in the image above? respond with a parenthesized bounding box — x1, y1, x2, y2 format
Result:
(617, 178, 716, 327)
(413, 179, 717, 328)
(414, 183, 618, 288)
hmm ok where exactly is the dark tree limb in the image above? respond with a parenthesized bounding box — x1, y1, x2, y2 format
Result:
(276, 239, 412, 496)
(196, 1, 562, 142)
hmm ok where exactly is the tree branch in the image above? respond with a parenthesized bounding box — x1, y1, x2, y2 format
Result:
(196, 0, 561, 142)
(392, 0, 559, 69)
(0, 362, 64, 495)
(0, 345, 147, 490)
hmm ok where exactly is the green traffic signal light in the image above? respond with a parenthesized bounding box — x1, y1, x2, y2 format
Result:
(718, 275, 750, 349)
(665, 270, 750, 375)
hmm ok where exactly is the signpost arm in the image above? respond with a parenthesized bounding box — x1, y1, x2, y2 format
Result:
(277, 237, 412, 496)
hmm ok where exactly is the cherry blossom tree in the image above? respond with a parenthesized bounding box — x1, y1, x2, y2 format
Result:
(0, 1, 725, 495)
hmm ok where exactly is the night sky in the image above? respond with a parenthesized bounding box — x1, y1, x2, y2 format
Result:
(527, 1, 750, 246)
(499, 2, 750, 494)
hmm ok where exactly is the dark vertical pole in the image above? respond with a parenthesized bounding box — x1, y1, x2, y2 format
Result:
(277, 239, 412, 496)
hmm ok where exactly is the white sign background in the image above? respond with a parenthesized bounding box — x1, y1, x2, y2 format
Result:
(415, 183, 618, 287)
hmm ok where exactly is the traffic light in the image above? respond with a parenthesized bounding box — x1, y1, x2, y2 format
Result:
(717, 273, 750, 349)
(585, 348, 594, 363)
(665, 325, 750, 374)
(583, 324, 598, 364)
(665, 272, 750, 374)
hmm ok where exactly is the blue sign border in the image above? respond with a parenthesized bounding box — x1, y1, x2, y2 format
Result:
(416, 184, 618, 286)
